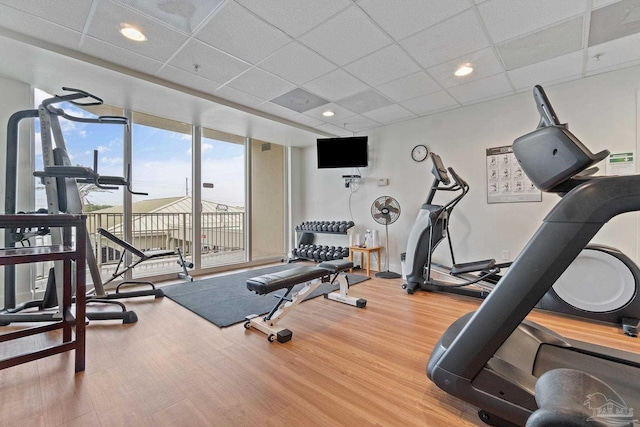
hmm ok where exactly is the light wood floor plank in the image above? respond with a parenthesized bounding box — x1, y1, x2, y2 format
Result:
(1, 269, 639, 426)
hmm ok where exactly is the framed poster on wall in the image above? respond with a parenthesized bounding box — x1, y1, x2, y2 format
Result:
(486, 145, 541, 204)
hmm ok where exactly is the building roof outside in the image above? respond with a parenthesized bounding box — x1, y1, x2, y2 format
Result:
(88, 196, 244, 238)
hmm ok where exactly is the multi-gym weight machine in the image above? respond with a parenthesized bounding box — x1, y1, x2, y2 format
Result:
(2, 87, 192, 325)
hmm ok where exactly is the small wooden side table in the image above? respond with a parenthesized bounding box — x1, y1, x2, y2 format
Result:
(348, 246, 382, 277)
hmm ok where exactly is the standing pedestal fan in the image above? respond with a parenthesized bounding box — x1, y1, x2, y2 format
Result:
(371, 196, 401, 279)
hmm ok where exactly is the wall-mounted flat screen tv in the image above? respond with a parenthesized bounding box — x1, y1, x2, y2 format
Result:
(317, 136, 368, 168)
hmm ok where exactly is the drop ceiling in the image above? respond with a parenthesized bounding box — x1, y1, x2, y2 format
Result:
(0, 0, 639, 147)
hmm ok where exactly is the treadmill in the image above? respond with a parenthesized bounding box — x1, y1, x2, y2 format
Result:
(426, 85, 640, 427)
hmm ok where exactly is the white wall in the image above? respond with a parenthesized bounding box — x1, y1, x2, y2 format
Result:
(298, 65, 640, 273)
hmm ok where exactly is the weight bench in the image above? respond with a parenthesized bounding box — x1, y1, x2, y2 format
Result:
(244, 260, 366, 343)
(97, 227, 194, 299)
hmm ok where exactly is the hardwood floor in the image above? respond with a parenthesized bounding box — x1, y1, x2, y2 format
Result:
(1, 270, 639, 427)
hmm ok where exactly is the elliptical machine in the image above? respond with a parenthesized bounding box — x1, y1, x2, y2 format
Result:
(402, 152, 502, 296)
(402, 150, 640, 336)
(427, 85, 640, 426)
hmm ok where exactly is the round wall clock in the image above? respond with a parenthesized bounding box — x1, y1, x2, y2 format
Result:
(411, 144, 429, 162)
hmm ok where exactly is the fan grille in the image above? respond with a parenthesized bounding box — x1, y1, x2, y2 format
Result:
(371, 196, 400, 225)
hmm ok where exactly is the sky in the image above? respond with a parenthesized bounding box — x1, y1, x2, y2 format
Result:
(34, 88, 245, 208)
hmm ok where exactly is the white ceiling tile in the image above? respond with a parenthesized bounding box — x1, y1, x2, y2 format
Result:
(497, 17, 583, 70)
(254, 101, 301, 119)
(290, 114, 325, 128)
(589, 0, 640, 46)
(593, 0, 621, 8)
(0, 0, 91, 32)
(226, 67, 296, 100)
(336, 89, 393, 113)
(587, 31, 640, 74)
(86, 0, 189, 62)
(81, 36, 163, 75)
(5, 0, 640, 140)
(213, 85, 265, 108)
(344, 44, 421, 87)
(258, 42, 337, 85)
(0, 5, 82, 50)
(235, 0, 351, 38)
(303, 102, 357, 123)
(401, 91, 459, 115)
(302, 69, 369, 101)
(358, 0, 471, 40)
(362, 104, 416, 125)
(477, 0, 587, 43)
(342, 115, 382, 132)
(157, 65, 222, 93)
(113, 0, 224, 34)
(427, 47, 504, 89)
(315, 122, 353, 136)
(299, 6, 392, 66)
(376, 72, 440, 102)
(196, 1, 291, 64)
(508, 51, 584, 91)
(400, 9, 489, 68)
(168, 39, 251, 85)
(447, 73, 513, 105)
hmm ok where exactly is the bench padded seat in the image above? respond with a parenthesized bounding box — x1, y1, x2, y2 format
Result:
(246, 261, 354, 295)
(317, 259, 353, 273)
(247, 267, 329, 295)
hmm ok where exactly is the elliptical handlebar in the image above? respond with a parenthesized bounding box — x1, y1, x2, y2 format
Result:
(447, 167, 469, 194)
(445, 167, 469, 211)
(425, 152, 468, 211)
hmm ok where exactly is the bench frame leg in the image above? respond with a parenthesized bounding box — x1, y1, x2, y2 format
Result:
(245, 278, 325, 343)
(324, 273, 367, 308)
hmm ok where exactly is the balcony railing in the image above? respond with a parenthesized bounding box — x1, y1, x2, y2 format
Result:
(32, 211, 246, 286)
(88, 209, 244, 258)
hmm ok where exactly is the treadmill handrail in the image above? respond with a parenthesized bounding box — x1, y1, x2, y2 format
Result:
(432, 170, 640, 380)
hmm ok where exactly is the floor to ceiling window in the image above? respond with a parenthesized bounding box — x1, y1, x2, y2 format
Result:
(129, 112, 192, 278)
(200, 128, 246, 268)
(18, 88, 288, 300)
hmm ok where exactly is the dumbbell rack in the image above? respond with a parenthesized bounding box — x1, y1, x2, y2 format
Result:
(289, 221, 354, 262)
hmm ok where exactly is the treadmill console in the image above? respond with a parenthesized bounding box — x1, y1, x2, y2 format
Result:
(512, 85, 609, 193)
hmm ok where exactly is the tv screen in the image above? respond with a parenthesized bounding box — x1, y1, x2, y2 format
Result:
(317, 136, 368, 168)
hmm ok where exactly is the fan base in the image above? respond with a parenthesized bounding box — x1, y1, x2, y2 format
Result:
(375, 271, 402, 279)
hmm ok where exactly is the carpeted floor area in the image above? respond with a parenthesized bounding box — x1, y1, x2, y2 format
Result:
(162, 263, 370, 327)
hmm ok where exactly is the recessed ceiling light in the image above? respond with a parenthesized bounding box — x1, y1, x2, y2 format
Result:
(322, 110, 335, 117)
(120, 25, 147, 42)
(454, 64, 473, 77)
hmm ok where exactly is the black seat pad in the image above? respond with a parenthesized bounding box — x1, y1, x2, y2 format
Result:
(317, 259, 353, 273)
(246, 261, 354, 295)
(247, 267, 329, 295)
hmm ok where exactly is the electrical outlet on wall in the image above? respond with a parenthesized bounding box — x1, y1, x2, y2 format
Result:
(377, 178, 388, 186)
